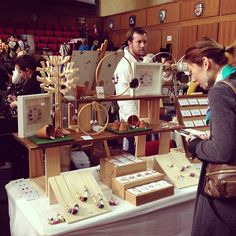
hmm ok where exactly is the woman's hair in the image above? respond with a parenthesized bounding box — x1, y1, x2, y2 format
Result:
(15, 54, 37, 71)
(184, 37, 236, 66)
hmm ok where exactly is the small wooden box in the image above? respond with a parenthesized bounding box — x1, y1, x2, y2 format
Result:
(112, 170, 164, 199)
(100, 155, 147, 187)
(125, 181, 174, 206)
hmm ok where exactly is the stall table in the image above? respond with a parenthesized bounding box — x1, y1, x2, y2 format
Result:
(6, 167, 197, 236)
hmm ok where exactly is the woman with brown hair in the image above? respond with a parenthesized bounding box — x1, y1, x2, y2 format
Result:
(185, 37, 236, 236)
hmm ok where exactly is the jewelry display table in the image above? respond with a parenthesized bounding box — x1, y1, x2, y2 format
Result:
(6, 167, 197, 236)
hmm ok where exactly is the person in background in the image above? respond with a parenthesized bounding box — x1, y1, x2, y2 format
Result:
(16, 34, 25, 51)
(184, 37, 236, 236)
(114, 26, 147, 154)
(8, 54, 41, 108)
(79, 38, 90, 51)
(91, 39, 99, 51)
(8, 35, 20, 59)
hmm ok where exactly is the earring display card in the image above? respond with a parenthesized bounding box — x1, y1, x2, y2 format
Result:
(175, 94, 210, 156)
(48, 171, 111, 224)
(125, 180, 174, 206)
(112, 170, 164, 199)
(153, 152, 200, 189)
(100, 153, 147, 187)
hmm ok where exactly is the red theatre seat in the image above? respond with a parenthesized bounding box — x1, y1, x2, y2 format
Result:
(39, 36, 49, 43)
(5, 28, 15, 34)
(57, 37, 68, 44)
(0, 34, 8, 41)
(35, 29, 44, 36)
(54, 30, 63, 37)
(45, 30, 54, 37)
(15, 28, 25, 35)
(48, 37, 57, 44)
(37, 43, 48, 50)
(63, 31, 71, 37)
(26, 29, 35, 35)
(47, 43, 58, 52)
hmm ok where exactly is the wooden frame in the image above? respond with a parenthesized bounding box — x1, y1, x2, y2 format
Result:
(17, 93, 51, 138)
(132, 62, 163, 96)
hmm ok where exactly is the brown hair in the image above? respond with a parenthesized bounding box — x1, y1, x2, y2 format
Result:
(126, 27, 147, 42)
(184, 37, 236, 66)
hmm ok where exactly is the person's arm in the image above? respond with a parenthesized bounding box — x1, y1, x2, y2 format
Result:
(191, 83, 236, 163)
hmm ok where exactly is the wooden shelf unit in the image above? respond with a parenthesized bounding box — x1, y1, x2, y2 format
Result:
(12, 95, 182, 194)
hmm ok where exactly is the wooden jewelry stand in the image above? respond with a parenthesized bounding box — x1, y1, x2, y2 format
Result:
(154, 151, 200, 188)
(175, 94, 210, 157)
(48, 171, 111, 223)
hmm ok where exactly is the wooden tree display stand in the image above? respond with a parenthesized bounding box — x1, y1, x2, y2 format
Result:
(48, 171, 111, 223)
(174, 94, 210, 157)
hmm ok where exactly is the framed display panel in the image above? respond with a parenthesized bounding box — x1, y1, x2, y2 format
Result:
(17, 93, 52, 138)
(132, 62, 163, 96)
(71, 50, 99, 90)
(174, 94, 210, 157)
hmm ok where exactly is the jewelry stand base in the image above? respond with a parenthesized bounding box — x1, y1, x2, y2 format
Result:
(48, 171, 111, 223)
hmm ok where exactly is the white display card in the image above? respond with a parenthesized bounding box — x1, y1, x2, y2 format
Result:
(96, 86, 105, 99)
(202, 119, 207, 126)
(183, 120, 195, 128)
(181, 110, 192, 117)
(200, 108, 208, 115)
(178, 99, 189, 106)
(187, 99, 199, 105)
(190, 109, 201, 116)
(198, 98, 208, 105)
(193, 120, 204, 127)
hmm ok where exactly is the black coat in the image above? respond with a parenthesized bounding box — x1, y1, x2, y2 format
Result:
(18, 71, 41, 96)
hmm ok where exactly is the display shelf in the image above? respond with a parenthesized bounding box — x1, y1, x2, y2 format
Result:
(174, 94, 210, 157)
(12, 95, 182, 194)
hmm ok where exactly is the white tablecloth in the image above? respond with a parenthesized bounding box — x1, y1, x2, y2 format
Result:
(6, 167, 197, 236)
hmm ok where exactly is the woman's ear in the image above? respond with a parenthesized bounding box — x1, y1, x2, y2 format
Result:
(202, 57, 210, 71)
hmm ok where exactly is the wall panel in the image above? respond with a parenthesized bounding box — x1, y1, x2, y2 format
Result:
(162, 27, 179, 60)
(146, 28, 162, 53)
(181, 0, 220, 21)
(220, 0, 236, 15)
(103, 15, 121, 32)
(197, 23, 218, 41)
(218, 20, 236, 46)
(120, 9, 147, 30)
(179, 25, 197, 57)
(147, 2, 180, 26)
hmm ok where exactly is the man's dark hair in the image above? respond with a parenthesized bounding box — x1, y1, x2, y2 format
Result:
(15, 54, 37, 71)
(126, 27, 147, 42)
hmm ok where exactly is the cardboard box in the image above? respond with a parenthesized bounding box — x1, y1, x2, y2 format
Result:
(100, 154, 147, 187)
(112, 170, 164, 199)
(125, 180, 174, 206)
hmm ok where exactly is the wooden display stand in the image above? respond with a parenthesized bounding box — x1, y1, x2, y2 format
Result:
(125, 180, 174, 206)
(112, 170, 164, 199)
(175, 94, 210, 157)
(48, 171, 111, 223)
(153, 151, 200, 189)
(100, 154, 147, 187)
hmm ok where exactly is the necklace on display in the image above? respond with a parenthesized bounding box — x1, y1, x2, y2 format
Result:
(58, 175, 80, 215)
(92, 193, 105, 209)
(65, 174, 89, 202)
